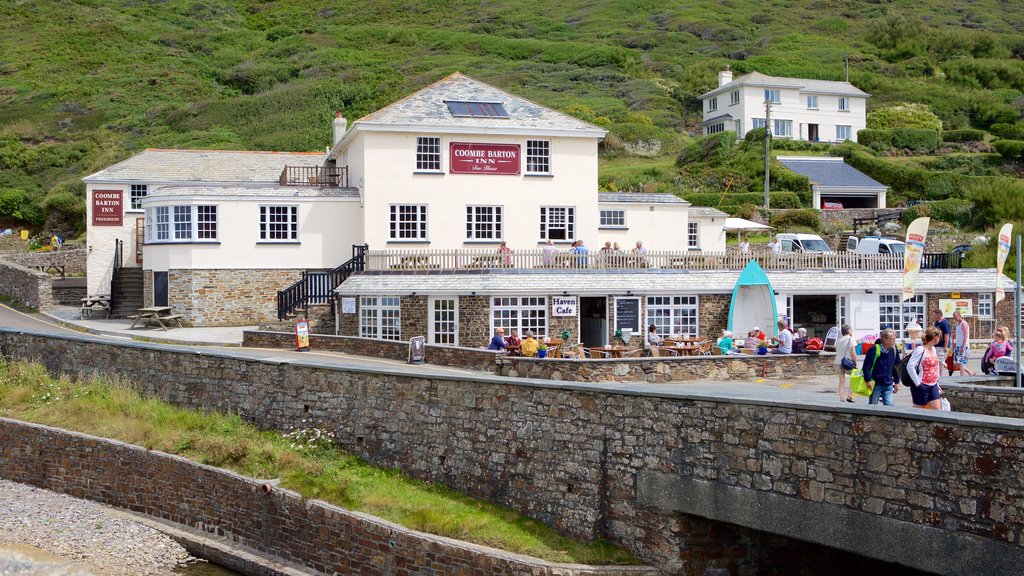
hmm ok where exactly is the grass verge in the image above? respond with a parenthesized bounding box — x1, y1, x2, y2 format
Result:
(0, 359, 636, 565)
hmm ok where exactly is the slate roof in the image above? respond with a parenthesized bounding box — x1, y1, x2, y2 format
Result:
(352, 72, 606, 136)
(598, 193, 688, 205)
(145, 185, 360, 200)
(83, 149, 326, 183)
(688, 207, 729, 218)
(338, 268, 1012, 296)
(777, 157, 886, 190)
(700, 72, 870, 99)
(700, 113, 734, 126)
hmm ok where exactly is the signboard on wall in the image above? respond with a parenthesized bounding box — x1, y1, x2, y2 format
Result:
(92, 190, 123, 226)
(614, 297, 641, 335)
(552, 296, 577, 316)
(939, 299, 973, 317)
(449, 142, 521, 175)
(295, 319, 311, 351)
(341, 297, 356, 314)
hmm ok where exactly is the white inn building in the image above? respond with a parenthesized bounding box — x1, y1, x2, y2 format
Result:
(699, 68, 868, 142)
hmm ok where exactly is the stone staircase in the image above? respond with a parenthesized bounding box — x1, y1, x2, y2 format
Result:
(111, 267, 144, 318)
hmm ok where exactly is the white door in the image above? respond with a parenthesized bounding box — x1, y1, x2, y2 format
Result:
(429, 297, 458, 346)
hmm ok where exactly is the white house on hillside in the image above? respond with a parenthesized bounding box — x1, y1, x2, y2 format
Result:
(699, 68, 868, 142)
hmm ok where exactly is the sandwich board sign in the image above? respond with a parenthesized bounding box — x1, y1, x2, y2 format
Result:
(295, 319, 311, 351)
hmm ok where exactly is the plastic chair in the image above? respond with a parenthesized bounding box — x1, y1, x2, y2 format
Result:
(824, 326, 840, 351)
(698, 340, 713, 356)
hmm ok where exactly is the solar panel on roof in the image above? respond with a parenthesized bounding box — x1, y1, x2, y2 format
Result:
(445, 100, 509, 118)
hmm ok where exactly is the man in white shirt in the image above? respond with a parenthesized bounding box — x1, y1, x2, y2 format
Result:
(769, 237, 782, 254)
(739, 236, 750, 255)
(772, 320, 793, 354)
(952, 310, 976, 376)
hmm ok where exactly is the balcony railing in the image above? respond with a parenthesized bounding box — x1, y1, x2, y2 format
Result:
(364, 249, 955, 272)
(279, 165, 349, 188)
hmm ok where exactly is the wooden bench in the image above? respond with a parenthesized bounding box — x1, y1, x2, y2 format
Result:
(80, 296, 111, 319)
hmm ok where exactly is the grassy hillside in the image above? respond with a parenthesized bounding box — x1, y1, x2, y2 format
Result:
(1, 0, 1023, 235)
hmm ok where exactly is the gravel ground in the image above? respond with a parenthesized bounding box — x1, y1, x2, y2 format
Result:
(0, 480, 194, 576)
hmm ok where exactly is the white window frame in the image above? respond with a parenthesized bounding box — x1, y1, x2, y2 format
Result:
(259, 205, 299, 242)
(879, 294, 925, 340)
(390, 204, 428, 241)
(806, 95, 818, 110)
(752, 118, 766, 130)
(429, 296, 459, 346)
(838, 97, 850, 112)
(466, 205, 503, 241)
(491, 297, 547, 338)
(599, 209, 626, 229)
(525, 140, 551, 175)
(129, 184, 147, 211)
(360, 296, 401, 341)
(646, 296, 699, 338)
(836, 125, 852, 141)
(540, 206, 575, 242)
(687, 222, 700, 249)
(764, 89, 781, 104)
(707, 122, 725, 135)
(416, 136, 442, 172)
(773, 119, 793, 138)
(729, 91, 740, 105)
(978, 293, 993, 319)
(145, 205, 218, 243)
(707, 97, 718, 112)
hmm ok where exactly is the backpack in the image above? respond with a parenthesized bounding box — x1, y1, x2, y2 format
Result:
(896, 348, 920, 387)
(865, 342, 902, 384)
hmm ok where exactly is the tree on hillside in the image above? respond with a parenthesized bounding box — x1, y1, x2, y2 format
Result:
(867, 103, 942, 131)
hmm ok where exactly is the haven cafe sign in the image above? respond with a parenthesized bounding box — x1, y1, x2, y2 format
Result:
(92, 190, 124, 226)
(449, 142, 520, 175)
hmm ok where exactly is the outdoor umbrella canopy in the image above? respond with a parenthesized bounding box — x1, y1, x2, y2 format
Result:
(723, 218, 773, 232)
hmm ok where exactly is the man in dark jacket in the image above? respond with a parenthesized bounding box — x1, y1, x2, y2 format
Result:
(863, 329, 901, 406)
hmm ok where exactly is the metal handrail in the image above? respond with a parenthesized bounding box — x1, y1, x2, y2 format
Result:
(277, 244, 367, 320)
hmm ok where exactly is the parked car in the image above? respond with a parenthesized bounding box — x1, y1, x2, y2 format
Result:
(846, 236, 906, 255)
(821, 201, 844, 210)
(776, 233, 834, 253)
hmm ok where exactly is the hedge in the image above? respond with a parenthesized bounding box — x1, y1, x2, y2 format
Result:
(770, 209, 821, 232)
(941, 129, 986, 143)
(990, 123, 1024, 140)
(993, 139, 1024, 160)
(857, 128, 938, 152)
(901, 199, 975, 228)
(683, 191, 802, 209)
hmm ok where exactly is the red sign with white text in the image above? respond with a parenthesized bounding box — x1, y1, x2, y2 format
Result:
(92, 190, 124, 226)
(449, 142, 521, 175)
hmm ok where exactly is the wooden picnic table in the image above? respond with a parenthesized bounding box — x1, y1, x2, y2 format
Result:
(80, 295, 111, 319)
(589, 345, 629, 359)
(128, 306, 183, 330)
(665, 336, 703, 345)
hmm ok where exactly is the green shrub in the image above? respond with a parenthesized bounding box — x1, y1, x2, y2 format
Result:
(0, 188, 30, 219)
(858, 129, 893, 151)
(867, 103, 942, 131)
(770, 209, 820, 232)
(990, 123, 1024, 140)
(744, 127, 766, 144)
(941, 129, 986, 143)
(965, 178, 1024, 229)
(943, 59, 1024, 91)
(682, 191, 799, 209)
(993, 140, 1024, 160)
(891, 128, 939, 152)
(675, 131, 736, 167)
(902, 199, 975, 228)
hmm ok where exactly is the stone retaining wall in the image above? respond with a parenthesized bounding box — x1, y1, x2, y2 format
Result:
(166, 268, 304, 326)
(0, 419, 653, 576)
(3, 330, 1023, 576)
(497, 352, 835, 382)
(0, 259, 53, 311)
(52, 278, 87, 305)
(242, 330, 503, 372)
(942, 383, 1024, 419)
(1, 249, 86, 276)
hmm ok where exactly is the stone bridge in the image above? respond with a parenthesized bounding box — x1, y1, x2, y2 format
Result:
(1, 327, 1023, 575)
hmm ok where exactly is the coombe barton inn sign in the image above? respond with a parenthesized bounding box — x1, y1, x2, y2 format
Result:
(449, 142, 520, 175)
(92, 190, 123, 226)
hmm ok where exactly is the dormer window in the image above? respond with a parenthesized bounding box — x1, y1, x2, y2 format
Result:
(445, 101, 509, 118)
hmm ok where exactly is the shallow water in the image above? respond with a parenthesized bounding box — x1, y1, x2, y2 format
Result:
(174, 560, 242, 575)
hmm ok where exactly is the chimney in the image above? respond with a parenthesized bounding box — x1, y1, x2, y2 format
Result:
(718, 66, 733, 87)
(332, 109, 347, 147)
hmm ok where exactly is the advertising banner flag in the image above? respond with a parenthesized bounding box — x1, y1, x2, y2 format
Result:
(996, 223, 1013, 303)
(902, 217, 930, 301)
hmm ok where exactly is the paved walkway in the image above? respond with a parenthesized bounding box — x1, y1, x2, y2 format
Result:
(44, 306, 253, 346)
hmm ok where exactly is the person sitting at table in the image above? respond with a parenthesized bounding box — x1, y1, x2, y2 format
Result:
(743, 329, 761, 349)
(717, 330, 736, 354)
(487, 327, 507, 351)
(753, 326, 767, 342)
(521, 330, 539, 357)
(647, 324, 664, 347)
(506, 329, 522, 356)
(772, 321, 793, 354)
(792, 327, 808, 354)
(541, 239, 558, 267)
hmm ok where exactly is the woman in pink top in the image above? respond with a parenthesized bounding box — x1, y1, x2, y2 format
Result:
(908, 326, 943, 410)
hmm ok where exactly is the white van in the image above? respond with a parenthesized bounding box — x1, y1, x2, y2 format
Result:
(776, 233, 834, 253)
(846, 236, 906, 255)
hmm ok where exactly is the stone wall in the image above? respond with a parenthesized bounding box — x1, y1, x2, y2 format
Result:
(51, 278, 87, 305)
(459, 295, 490, 347)
(497, 352, 836, 383)
(941, 383, 1024, 419)
(699, 294, 730, 339)
(0, 259, 54, 311)
(3, 329, 1023, 576)
(242, 330, 503, 373)
(400, 295, 428, 340)
(0, 419, 654, 576)
(0, 249, 86, 276)
(166, 268, 303, 326)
